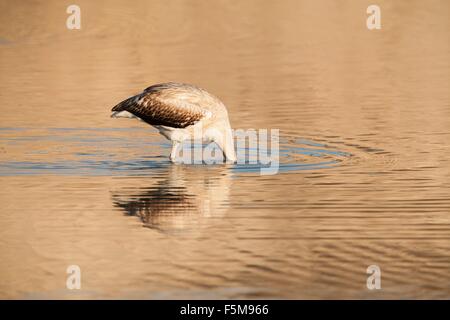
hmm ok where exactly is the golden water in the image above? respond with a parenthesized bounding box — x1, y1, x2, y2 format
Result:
(0, 0, 449, 299)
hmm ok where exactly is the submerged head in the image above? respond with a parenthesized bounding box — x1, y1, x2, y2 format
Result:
(203, 121, 236, 163)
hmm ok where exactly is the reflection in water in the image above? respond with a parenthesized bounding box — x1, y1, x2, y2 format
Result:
(0, 0, 449, 299)
(111, 165, 231, 233)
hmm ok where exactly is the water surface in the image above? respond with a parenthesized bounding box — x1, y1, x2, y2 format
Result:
(0, 0, 449, 299)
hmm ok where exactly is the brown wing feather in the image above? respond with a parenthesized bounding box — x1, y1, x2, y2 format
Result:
(112, 83, 211, 128)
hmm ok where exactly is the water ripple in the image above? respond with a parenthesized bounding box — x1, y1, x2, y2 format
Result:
(0, 127, 357, 176)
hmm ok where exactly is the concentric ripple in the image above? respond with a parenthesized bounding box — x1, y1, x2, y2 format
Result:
(0, 127, 357, 176)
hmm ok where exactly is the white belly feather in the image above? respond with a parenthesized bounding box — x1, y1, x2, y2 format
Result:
(110, 110, 141, 120)
(111, 111, 217, 143)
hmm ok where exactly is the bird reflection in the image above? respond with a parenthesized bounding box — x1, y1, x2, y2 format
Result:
(111, 165, 231, 233)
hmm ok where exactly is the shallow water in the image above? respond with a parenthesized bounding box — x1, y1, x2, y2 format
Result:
(0, 0, 449, 299)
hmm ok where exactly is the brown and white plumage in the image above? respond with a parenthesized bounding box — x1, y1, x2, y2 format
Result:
(111, 82, 236, 162)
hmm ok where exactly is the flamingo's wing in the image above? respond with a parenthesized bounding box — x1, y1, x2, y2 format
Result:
(112, 83, 212, 128)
